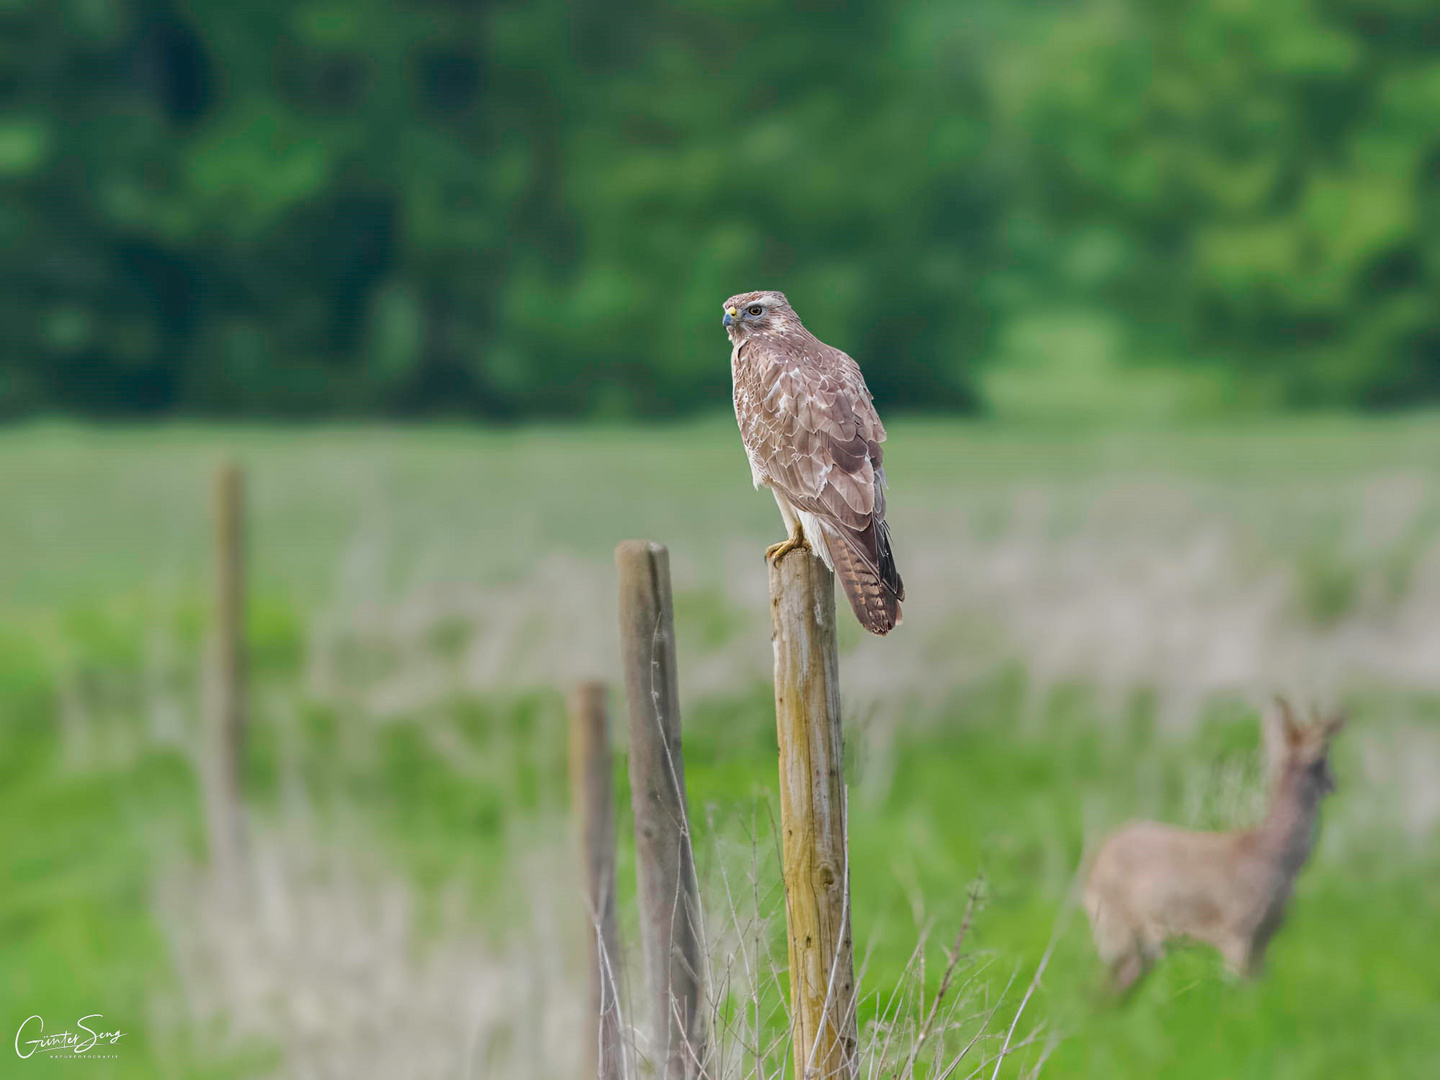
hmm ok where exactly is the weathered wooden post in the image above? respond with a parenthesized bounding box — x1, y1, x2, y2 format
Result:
(203, 461, 247, 883)
(770, 549, 856, 1079)
(615, 540, 704, 1078)
(567, 681, 625, 1080)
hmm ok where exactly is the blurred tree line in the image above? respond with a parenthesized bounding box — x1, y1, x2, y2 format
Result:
(2, 0, 1438, 419)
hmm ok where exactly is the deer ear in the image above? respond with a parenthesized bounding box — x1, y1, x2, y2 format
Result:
(1323, 710, 1347, 739)
(1266, 696, 1303, 750)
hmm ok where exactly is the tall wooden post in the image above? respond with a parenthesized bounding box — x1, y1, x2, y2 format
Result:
(615, 540, 704, 1078)
(203, 462, 247, 884)
(568, 682, 625, 1080)
(770, 550, 856, 1080)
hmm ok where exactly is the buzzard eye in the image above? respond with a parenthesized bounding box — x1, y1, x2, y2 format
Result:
(747, 305, 764, 316)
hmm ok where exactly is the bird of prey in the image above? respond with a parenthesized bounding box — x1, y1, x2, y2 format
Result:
(723, 290, 904, 634)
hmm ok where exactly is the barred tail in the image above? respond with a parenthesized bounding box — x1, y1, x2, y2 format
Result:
(821, 520, 903, 635)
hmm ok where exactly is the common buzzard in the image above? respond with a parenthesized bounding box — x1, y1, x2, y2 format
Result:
(723, 290, 904, 634)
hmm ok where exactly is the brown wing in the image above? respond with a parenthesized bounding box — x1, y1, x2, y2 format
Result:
(736, 333, 904, 633)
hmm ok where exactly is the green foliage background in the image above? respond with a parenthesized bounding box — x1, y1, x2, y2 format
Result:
(4, 0, 1440, 418)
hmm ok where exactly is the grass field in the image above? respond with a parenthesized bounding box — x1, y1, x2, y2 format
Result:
(2, 417, 1438, 1078)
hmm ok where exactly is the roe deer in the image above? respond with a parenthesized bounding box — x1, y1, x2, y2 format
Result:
(1085, 698, 1344, 995)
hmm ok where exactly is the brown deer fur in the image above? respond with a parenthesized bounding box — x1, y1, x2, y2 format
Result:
(1084, 699, 1344, 995)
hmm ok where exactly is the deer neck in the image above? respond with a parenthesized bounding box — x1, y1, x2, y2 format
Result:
(1255, 769, 1323, 877)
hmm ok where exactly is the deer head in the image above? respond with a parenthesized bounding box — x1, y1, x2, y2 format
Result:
(1264, 697, 1345, 798)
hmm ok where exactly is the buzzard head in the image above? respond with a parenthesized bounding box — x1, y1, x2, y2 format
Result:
(723, 290, 797, 342)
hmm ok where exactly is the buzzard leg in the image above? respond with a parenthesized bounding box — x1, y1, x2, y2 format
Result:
(765, 521, 807, 563)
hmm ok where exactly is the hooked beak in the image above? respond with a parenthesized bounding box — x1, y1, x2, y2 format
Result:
(723, 305, 738, 328)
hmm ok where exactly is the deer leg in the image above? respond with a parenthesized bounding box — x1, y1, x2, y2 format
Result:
(1239, 941, 1267, 979)
(1110, 950, 1149, 999)
(1218, 935, 1257, 979)
(1240, 915, 1284, 979)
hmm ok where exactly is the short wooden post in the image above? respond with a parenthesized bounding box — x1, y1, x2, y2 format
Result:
(568, 682, 625, 1080)
(770, 550, 856, 1079)
(615, 540, 704, 1078)
(203, 462, 247, 883)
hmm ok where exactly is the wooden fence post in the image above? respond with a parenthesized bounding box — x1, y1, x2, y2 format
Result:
(770, 550, 856, 1080)
(568, 681, 625, 1080)
(615, 540, 704, 1078)
(203, 461, 247, 884)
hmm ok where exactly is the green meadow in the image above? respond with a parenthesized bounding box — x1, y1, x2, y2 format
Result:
(2, 418, 1438, 1078)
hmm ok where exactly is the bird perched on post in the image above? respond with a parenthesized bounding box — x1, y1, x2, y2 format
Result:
(723, 290, 904, 634)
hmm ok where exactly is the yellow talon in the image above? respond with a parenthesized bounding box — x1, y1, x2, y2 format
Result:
(765, 527, 807, 563)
